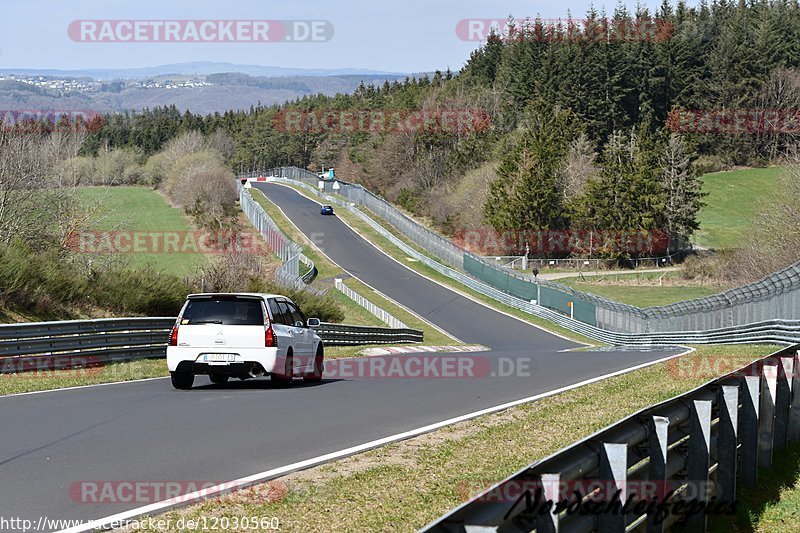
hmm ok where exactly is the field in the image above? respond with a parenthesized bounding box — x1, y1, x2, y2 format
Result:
(694, 166, 785, 250)
(76, 186, 209, 275)
(556, 272, 719, 307)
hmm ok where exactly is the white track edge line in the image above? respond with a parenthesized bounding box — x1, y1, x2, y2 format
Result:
(57, 346, 693, 533)
(258, 184, 462, 343)
(273, 183, 591, 347)
(0, 376, 170, 399)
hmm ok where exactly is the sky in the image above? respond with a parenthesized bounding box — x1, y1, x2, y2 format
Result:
(0, 0, 675, 74)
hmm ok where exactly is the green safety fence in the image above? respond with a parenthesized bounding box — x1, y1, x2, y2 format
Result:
(464, 255, 597, 325)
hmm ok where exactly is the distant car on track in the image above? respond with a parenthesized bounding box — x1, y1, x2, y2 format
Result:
(320, 205, 335, 215)
(166, 293, 324, 390)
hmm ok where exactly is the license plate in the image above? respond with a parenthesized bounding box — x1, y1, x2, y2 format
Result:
(203, 353, 236, 363)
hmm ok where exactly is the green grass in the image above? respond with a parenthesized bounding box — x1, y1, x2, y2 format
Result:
(695, 167, 785, 250)
(556, 272, 719, 307)
(321, 193, 598, 345)
(156, 345, 788, 531)
(0, 358, 168, 396)
(268, 182, 598, 345)
(76, 186, 209, 275)
(249, 188, 457, 346)
(710, 443, 800, 532)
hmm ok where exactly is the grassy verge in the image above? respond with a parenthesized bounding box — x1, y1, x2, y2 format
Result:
(250, 188, 456, 346)
(709, 443, 800, 532)
(276, 184, 597, 346)
(695, 167, 785, 250)
(556, 272, 719, 307)
(77, 186, 210, 275)
(143, 345, 784, 531)
(0, 358, 168, 396)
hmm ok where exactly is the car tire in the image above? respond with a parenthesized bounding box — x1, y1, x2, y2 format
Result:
(209, 374, 229, 385)
(303, 346, 324, 383)
(170, 372, 194, 390)
(273, 352, 293, 386)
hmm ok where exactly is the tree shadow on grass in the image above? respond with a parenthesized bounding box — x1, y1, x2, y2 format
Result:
(708, 443, 800, 532)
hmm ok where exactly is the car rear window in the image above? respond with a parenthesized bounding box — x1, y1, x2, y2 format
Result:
(268, 298, 289, 325)
(285, 301, 306, 326)
(181, 298, 264, 326)
(276, 300, 294, 325)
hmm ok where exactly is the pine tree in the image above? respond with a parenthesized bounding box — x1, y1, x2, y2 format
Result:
(484, 104, 580, 233)
(660, 133, 704, 248)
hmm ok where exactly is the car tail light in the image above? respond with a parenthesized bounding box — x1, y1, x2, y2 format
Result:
(265, 324, 277, 347)
(169, 325, 179, 346)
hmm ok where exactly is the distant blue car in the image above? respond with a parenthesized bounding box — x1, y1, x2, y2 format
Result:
(320, 205, 334, 216)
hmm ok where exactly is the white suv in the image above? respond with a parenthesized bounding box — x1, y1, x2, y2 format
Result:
(166, 293, 324, 390)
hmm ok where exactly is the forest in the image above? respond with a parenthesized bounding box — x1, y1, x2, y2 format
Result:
(12, 1, 800, 264)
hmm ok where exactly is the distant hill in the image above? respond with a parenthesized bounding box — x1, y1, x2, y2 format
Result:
(0, 62, 406, 80)
(0, 69, 413, 114)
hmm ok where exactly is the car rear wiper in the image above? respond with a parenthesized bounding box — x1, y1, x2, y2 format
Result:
(190, 320, 224, 324)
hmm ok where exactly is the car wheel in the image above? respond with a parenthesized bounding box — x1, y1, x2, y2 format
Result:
(273, 352, 293, 386)
(209, 374, 229, 385)
(170, 372, 194, 390)
(303, 346, 324, 382)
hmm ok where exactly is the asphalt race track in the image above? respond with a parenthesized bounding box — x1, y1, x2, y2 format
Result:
(0, 182, 682, 530)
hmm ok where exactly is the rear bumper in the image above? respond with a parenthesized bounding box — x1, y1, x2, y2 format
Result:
(167, 346, 278, 374)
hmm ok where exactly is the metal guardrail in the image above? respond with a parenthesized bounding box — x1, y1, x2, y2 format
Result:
(0, 317, 423, 374)
(245, 174, 800, 345)
(242, 167, 800, 337)
(334, 278, 408, 329)
(314, 322, 423, 346)
(246, 171, 800, 345)
(238, 181, 317, 291)
(0, 318, 173, 373)
(300, 254, 318, 284)
(424, 345, 800, 532)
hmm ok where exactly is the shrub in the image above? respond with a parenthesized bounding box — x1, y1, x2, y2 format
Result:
(0, 243, 190, 318)
(90, 268, 187, 316)
(279, 287, 345, 323)
(693, 154, 731, 175)
(193, 253, 345, 323)
(0, 243, 89, 315)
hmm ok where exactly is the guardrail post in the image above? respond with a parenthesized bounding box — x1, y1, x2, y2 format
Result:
(647, 416, 669, 533)
(775, 356, 794, 450)
(758, 362, 778, 468)
(741, 375, 761, 485)
(717, 385, 739, 506)
(686, 399, 712, 531)
(598, 442, 627, 532)
(789, 352, 800, 443)
(538, 473, 561, 533)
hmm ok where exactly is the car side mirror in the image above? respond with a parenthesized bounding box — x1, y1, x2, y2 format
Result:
(307, 318, 321, 328)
